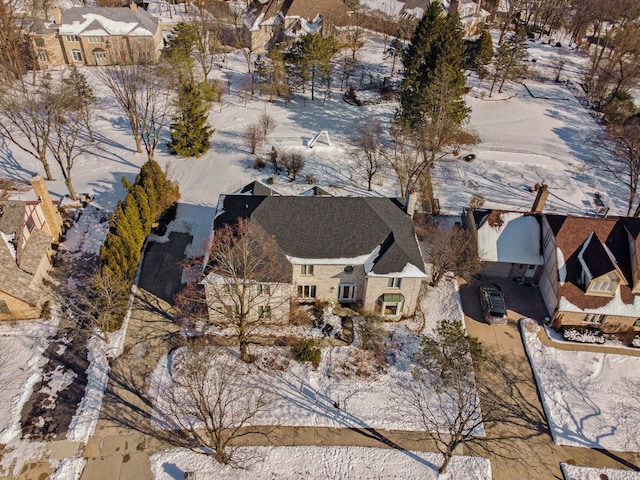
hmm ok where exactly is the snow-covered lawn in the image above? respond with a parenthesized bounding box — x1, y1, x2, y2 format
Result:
(150, 446, 492, 480)
(561, 463, 640, 480)
(148, 278, 479, 433)
(521, 319, 640, 452)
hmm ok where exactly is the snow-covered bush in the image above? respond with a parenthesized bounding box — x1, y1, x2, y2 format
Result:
(632, 335, 640, 348)
(561, 326, 605, 344)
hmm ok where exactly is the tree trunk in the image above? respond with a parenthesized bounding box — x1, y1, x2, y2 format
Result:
(311, 67, 316, 101)
(439, 449, 454, 474)
(39, 151, 54, 181)
(65, 177, 77, 201)
(134, 135, 143, 154)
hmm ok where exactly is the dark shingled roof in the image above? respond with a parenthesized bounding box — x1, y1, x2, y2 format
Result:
(19, 229, 52, 275)
(0, 240, 41, 306)
(214, 195, 425, 275)
(236, 181, 279, 196)
(579, 232, 618, 280)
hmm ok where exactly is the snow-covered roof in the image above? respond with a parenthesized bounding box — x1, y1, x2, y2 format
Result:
(58, 7, 159, 37)
(558, 288, 640, 317)
(474, 210, 543, 265)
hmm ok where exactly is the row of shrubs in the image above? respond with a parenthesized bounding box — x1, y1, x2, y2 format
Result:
(559, 324, 640, 348)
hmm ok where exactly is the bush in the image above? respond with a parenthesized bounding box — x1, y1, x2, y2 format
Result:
(266, 177, 275, 185)
(254, 157, 266, 169)
(289, 298, 313, 327)
(305, 174, 316, 184)
(200, 79, 224, 103)
(560, 325, 604, 344)
(291, 338, 322, 367)
(359, 317, 387, 354)
(344, 85, 362, 106)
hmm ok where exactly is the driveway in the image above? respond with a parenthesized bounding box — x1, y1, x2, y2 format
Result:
(459, 276, 550, 327)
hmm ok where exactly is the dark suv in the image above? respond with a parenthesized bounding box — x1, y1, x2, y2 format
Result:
(479, 284, 508, 324)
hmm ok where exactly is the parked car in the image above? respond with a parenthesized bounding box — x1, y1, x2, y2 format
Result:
(479, 284, 508, 324)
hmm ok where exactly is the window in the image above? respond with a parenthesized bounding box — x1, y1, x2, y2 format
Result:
(94, 50, 107, 65)
(26, 216, 35, 232)
(34, 37, 45, 47)
(297, 285, 316, 299)
(583, 313, 606, 324)
(136, 37, 147, 43)
(256, 284, 270, 295)
(71, 49, 83, 62)
(634, 318, 640, 328)
(590, 280, 617, 294)
(375, 293, 405, 316)
(0, 300, 9, 314)
(37, 50, 49, 63)
(226, 305, 239, 316)
(88, 36, 103, 43)
(300, 265, 314, 276)
(338, 284, 355, 301)
(387, 277, 402, 288)
(258, 305, 271, 318)
(66, 35, 79, 42)
(225, 284, 238, 295)
(139, 51, 150, 60)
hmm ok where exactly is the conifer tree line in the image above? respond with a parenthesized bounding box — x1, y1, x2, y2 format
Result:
(100, 160, 180, 286)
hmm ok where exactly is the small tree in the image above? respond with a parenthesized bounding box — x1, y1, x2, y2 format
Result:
(57, 269, 131, 343)
(489, 27, 529, 97)
(162, 345, 272, 467)
(403, 319, 485, 474)
(62, 67, 96, 142)
(286, 33, 339, 100)
(349, 117, 384, 191)
(418, 219, 482, 286)
(259, 113, 276, 144)
(281, 150, 305, 181)
(243, 123, 263, 155)
(167, 79, 213, 158)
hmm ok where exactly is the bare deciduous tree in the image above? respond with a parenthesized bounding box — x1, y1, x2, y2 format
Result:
(401, 319, 485, 474)
(55, 269, 131, 344)
(160, 344, 272, 467)
(243, 123, 262, 155)
(417, 219, 482, 286)
(349, 117, 384, 191)
(97, 59, 173, 160)
(177, 219, 290, 362)
(259, 113, 276, 145)
(281, 151, 305, 181)
(0, 75, 58, 180)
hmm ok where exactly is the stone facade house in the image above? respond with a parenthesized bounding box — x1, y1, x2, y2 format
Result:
(204, 183, 426, 322)
(465, 208, 640, 335)
(30, 4, 162, 69)
(242, 0, 348, 53)
(0, 176, 62, 320)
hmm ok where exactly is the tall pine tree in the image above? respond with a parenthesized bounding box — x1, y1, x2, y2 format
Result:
(167, 79, 213, 158)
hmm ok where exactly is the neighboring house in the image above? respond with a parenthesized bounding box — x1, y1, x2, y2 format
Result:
(0, 176, 62, 320)
(30, 4, 162, 69)
(541, 214, 640, 333)
(463, 208, 544, 282)
(204, 183, 426, 320)
(243, 0, 348, 53)
(440, 0, 489, 36)
(465, 207, 640, 335)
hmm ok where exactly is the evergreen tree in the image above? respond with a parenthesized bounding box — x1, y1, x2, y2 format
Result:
(162, 22, 198, 80)
(62, 67, 97, 142)
(136, 160, 180, 218)
(256, 46, 290, 102)
(167, 79, 213, 158)
(489, 26, 528, 97)
(286, 33, 338, 100)
(399, 4, 467, 126)
(464, 30, 493, 72)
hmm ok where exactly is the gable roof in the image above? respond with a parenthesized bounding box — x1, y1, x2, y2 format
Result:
(214, 195, 425, 276)
(548, 215, 640, 310)
(246, 0, 348, 31)
(58, 6, 159, 37)
(235, 181, 279, 196)
(471, 209, 543, 265)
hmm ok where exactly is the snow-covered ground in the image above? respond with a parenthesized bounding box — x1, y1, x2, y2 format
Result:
(561, 463, 640, 480)
(521, 319, 640, 453)
(150, 446, 492, 480)
(149, 277, 482, 433)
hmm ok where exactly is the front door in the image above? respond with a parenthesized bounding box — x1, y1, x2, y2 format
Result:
(338, 283, 355, 302)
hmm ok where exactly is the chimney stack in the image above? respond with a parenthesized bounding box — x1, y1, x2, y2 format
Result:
(405, 188, 417, 218)
(531, 183, 549, 213)
(129, 2, 138, 12)
(449, 0, 460, 15)
(53, 5, 61, 25)
(30, 175, 63, 241)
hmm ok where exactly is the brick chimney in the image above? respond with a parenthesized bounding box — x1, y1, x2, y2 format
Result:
(405, 188, 418, 218)
(30, 175, 63, 241)
(449, 0, 460, 15)
(531, 183, 549, 213)
(53, 5, 62, 25)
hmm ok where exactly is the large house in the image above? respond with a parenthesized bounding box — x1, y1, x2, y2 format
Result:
(0, 176, 62, 320)
(465, 208, 640, 335)
(242, 0, 348, 53)
(30, 4, 163, 69)
(204, 183, 427, 321)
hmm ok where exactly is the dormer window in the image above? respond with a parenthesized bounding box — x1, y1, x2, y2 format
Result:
(590, 280, 618, 294)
